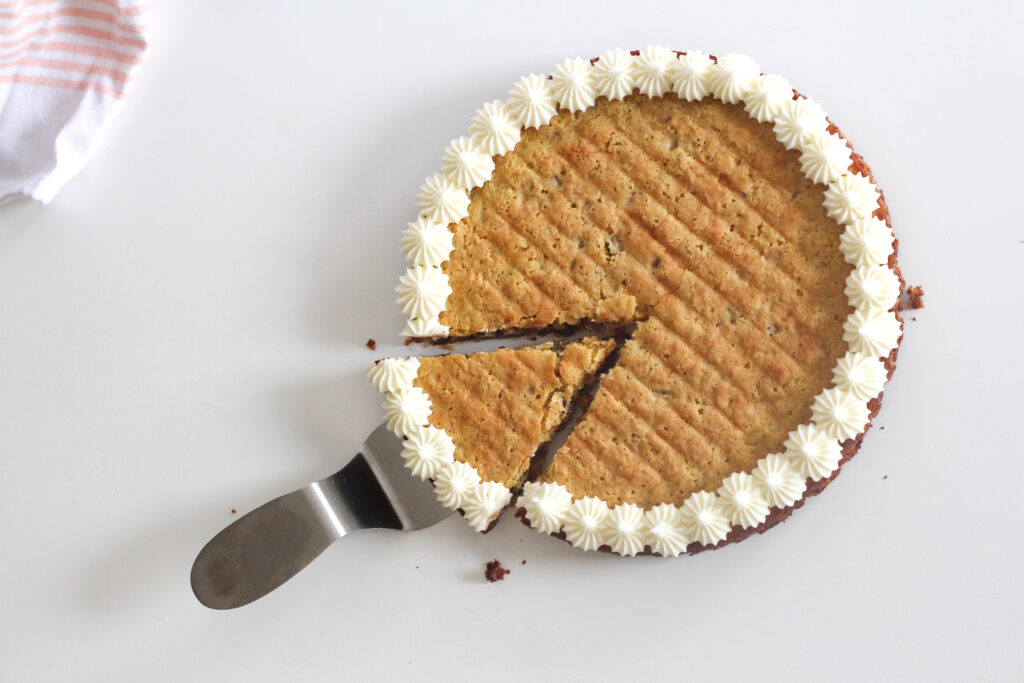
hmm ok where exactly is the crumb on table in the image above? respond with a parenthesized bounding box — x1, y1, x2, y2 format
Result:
(906, 285, 925, 310)
(365, 338, 377, 351)
(485, 559, 509, 582)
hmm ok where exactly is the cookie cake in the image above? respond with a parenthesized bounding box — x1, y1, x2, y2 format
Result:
(369, 47, 903, 556)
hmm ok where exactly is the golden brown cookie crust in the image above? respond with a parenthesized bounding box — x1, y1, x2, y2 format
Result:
(441, 94, 861, 506)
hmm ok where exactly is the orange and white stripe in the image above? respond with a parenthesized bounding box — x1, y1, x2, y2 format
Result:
(0, 0, 150, 202)
(0, 0, 149, 98)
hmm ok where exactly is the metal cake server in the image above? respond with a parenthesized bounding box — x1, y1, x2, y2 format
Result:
(190, 423, 451, 609)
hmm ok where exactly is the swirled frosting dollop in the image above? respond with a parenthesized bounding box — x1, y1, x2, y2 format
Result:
(832, 351, 888, 401)
(507, 74, 557, 130)
(417, 173, 470, 225)
(671, 50, 714, 101)
(823, 172, 880, 226)
(400, 217, 454, 268)
(401, 425, 455, 480)
(752, 453, 807, 508)
(442, 136, 495, 190)
(783, 423, 842, 480)
(468, 100, 521, 156)
(520, 481, 572, 534)
(645, 504, 691, 557)
(707, 53, 760, 104)
(401, 316, 448, 338)
(799, 131, 853, 185)
(717, 472, 770, 529)
(433, 460, 481, 510)
(606, 503, 648, 556)
(367, 357, 420, 394)
(840, 217, 894, 268)
(845, 264, 901, 311)
(593, 48, 637, 101)
(463, 480, 512, 531)
(633, 45, 677, 97)
(743, 73, 793, 123)
(811, 386, 871, 440)
(382, 386, 431, 438)
(395, 265, 452, 321)
(550, 57, 597, 113)
(563, 496, 612, 551)
(843, 308, 901, 358)
(680, 491, 730, 546)
(773, 97, 828, 151)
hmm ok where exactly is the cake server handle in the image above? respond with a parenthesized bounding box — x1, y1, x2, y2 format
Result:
(190, 424, 451, 609)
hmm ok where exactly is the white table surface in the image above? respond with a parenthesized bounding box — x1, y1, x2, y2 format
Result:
(2, 1, 1022, 680)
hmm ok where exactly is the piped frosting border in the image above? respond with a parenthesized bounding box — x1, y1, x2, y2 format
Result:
(377, 47, 900, 553)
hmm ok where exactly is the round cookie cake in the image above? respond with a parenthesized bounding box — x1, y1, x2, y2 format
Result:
(369, 47, 903, 556)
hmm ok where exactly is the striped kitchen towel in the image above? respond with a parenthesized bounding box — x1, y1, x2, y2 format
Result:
(0, 0, 150, 203)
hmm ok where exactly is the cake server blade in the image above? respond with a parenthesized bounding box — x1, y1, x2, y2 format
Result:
(190, 423, 450, 609)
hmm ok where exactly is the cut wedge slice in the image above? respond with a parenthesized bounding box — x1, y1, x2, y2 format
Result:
(369, 337, 616, 530)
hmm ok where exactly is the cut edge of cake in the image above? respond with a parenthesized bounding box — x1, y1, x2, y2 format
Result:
(368, 337, 617, 531)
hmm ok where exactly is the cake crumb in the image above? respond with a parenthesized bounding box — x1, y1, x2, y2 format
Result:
(484, 559, 509, 582)
(883, 475, 888, 480)
(521, 560, 527, 565)
(230, 509, 237, 514)
(365, 338, 376, 351)
(905, 285, 925, 310)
